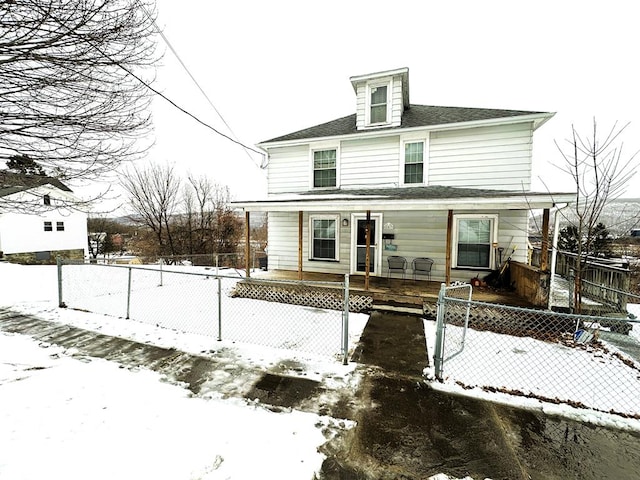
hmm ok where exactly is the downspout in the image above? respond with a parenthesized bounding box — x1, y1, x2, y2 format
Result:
(548, 203, 569, 309)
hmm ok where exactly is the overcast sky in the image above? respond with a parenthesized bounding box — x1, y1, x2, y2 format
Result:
(125, 0, 639, 209)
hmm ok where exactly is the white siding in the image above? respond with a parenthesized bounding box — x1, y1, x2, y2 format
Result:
(266, 209, 529, 283)
(267, 145, 309, 194)
(341, 136, 400, 188)
(429, 123, 534, 190)
(390, 76, 403, 126)
(0, 189, 88, 256)
(267, 211, 350, 274)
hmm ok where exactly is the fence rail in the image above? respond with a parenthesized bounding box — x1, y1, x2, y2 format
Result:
(434, 283, 640, 420)
(57, 259, 350, 363)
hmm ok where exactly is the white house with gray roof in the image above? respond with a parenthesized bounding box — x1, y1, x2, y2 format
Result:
(234, 68, 573, 284)
(0, 172, 87, 263)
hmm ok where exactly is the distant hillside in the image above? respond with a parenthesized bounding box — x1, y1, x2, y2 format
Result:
(530, 198, 640, 237)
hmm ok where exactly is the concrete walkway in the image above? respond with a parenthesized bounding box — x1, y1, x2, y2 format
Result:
(320, 311, 640, 480)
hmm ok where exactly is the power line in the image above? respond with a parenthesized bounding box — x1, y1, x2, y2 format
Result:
(136, 1, 266, 167)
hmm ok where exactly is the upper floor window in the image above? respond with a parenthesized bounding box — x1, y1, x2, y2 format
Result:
(313, 149, 337, 188)
(310, 215, 339, 261)
(43, 194, 51, 205)
(370, 85, 388, 124)
(453, 215, 498, 269)
(404, 142, 424, 184)
(56, 221, 65, 231)
(44, 221, 52, 232)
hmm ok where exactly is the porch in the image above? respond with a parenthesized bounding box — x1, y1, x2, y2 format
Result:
(252, 269, 536, 315)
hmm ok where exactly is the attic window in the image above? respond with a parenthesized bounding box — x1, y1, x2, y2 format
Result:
(43, 194, 51, 205)
(370, 85, 388, 124)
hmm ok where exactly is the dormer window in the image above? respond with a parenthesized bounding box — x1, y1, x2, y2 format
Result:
(370, 85, 388, 124)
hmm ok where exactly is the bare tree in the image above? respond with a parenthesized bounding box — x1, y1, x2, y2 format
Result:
(554, 120, 638, 311)
(0, 0, 157, 210)
(120, 163, 181, 256)
(122, 166, 242, 258)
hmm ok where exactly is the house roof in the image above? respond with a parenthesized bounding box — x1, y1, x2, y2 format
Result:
(233, 185, 575, 212)
(260, 104, 550, 145)
(0, 171, 73, 198)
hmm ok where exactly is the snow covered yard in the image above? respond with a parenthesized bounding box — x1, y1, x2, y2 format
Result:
(0, 262, 367, 480)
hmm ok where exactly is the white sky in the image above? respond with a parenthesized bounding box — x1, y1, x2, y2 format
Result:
(100, 0, 640, 212)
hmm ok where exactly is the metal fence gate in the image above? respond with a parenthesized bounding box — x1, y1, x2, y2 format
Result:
(433, 282, 640, 419)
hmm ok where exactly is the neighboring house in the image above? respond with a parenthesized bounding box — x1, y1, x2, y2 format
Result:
(0, 172, 87, 263)
(234, 68, 573, 283)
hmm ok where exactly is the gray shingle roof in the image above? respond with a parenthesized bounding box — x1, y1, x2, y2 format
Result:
(261, 104, 545, 144)
(0, 171, 72, 198)
(298, 185, 517, 201)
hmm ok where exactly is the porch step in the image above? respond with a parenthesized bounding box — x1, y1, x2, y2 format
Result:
(371, 303, 424, 316)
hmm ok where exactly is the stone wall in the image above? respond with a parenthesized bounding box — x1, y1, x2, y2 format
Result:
(3, 249, 84, 265)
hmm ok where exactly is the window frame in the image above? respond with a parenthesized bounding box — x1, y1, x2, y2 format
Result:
(400, 135, 429, 186)
(309, 214, 340, 261)
(365, 79, 392, 127)
(43, 194, 51, 206)
(44, 221, 53, 232)
(56, 221, 65, 231)
(452, 214, 499, 270)
(309, 143, 340, 190)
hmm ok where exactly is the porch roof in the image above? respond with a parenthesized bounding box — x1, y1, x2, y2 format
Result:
(233, 186, 575, 212)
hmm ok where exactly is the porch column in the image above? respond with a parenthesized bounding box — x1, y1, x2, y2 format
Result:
(244, 211, 251, 278)
(298, 211, 303, 280)
(445, 210, 453, 284)
(540, 208, 550, 272)
(365, 210, 371, 290)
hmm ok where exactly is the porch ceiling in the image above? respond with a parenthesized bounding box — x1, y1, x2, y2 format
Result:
(233, 186, 575, 212)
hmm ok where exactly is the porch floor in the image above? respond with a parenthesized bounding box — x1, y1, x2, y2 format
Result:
(252, 269, 535, 311)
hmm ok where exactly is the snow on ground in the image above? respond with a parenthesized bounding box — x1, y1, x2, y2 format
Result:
(0, 262, 364, 479)
(423, 315, 640, 433)
(3, 261, 640, 479)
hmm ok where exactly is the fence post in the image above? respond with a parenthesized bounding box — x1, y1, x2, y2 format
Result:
(126, 267, 132, 319)
(342, 274, 350, 365)
(217, 277, 222, 342)
(433, 283, 447, 380)
(159, 257, 163, 287)
(57, 256, 64, 307)
(215, 254, 219, 277)
(568, 268, 575, 314)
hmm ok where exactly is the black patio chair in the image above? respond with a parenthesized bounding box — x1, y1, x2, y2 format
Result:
(387, 255, 408, 281)
(412, 257, 434, 280)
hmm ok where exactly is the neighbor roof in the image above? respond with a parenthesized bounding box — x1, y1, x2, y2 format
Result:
(260, 104, 550, 144)
(0, 171, 72, 198)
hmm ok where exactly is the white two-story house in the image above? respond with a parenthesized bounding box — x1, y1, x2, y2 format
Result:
(235, 68, 572, 284)
(0, 172, 88, 263)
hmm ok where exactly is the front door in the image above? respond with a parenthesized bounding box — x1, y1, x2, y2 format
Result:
(351, 214, 382, 275)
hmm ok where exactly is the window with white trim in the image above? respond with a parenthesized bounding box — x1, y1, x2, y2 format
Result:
(404, 141, 424, 184)
(313, 149, 337, 188)
(44, 221, 52, 232)
(310, 215, 339, 260)
(369, 85, 388, 124)
(43, 194, 51, 205)
(56, 221, 65, 231)
(453, 215, 498, 269)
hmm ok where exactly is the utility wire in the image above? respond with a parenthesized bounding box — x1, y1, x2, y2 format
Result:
(136, 1, 266, 167)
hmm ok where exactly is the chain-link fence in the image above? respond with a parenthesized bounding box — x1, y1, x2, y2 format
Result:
(434, 283, 640, 419)
(57, 259, 350, 362)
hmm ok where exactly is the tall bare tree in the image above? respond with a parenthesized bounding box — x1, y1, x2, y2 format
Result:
(0, 0, 157, 210)
(554, 120, 638, 311)
(120, 163, 181, 256)
(121, 166, 242, 258)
